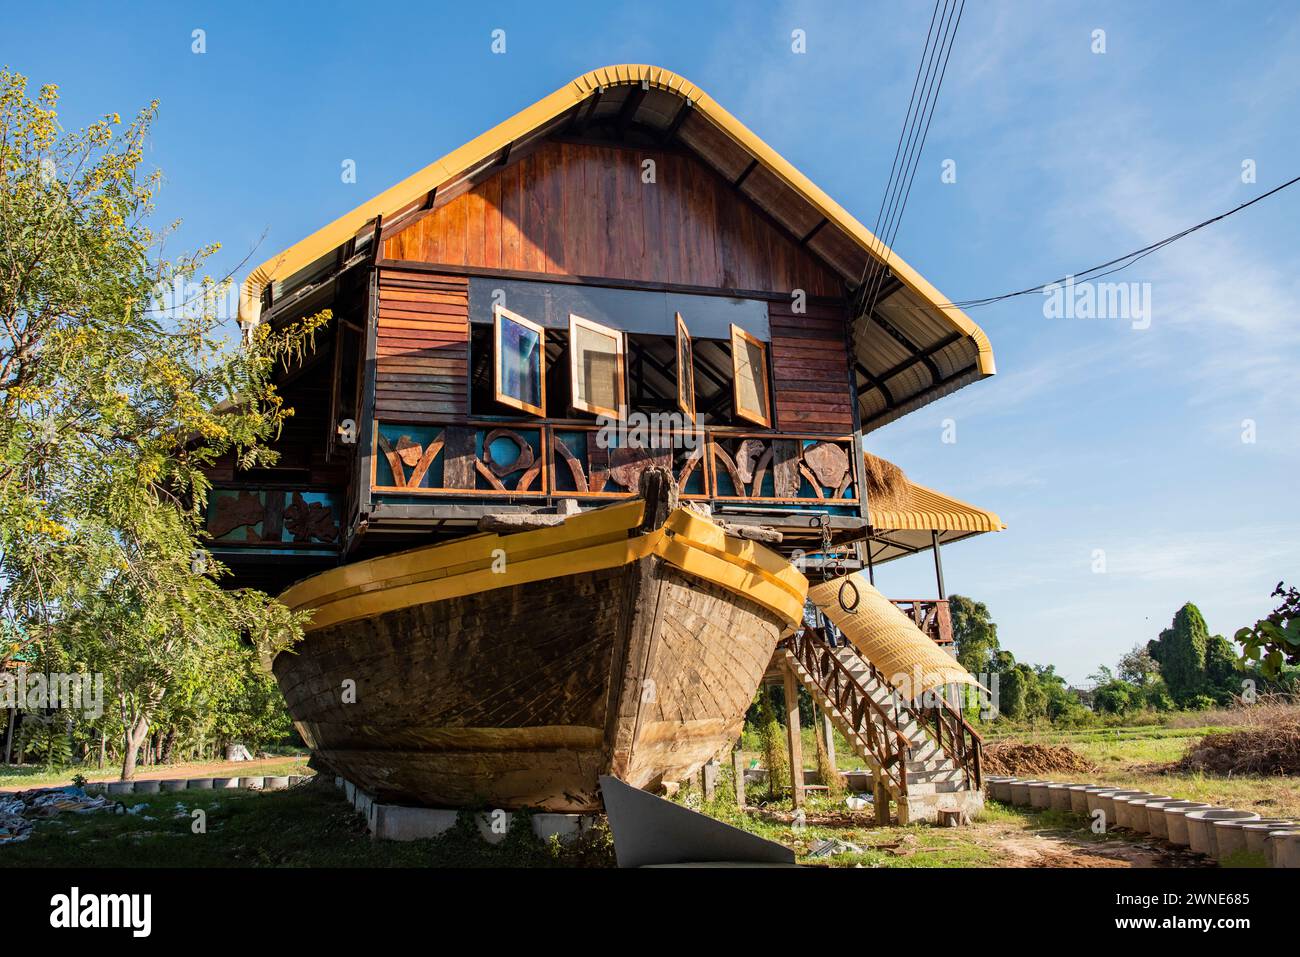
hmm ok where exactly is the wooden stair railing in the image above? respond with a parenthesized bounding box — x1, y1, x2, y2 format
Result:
(859, 656, 984, 792)
(780, 628, 912, 798)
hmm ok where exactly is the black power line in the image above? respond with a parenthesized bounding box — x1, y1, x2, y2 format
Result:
(856, 0, 966, 324)
(943, 173, 1300, 310)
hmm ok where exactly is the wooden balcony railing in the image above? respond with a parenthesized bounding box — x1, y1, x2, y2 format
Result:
(370, 419, 860, 506)
(889, 598, 953, 644)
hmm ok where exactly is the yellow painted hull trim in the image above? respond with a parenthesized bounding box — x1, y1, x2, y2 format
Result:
(279, 501, 809, 637)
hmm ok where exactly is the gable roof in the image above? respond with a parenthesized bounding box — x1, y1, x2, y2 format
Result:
(239, 64, 994, 431)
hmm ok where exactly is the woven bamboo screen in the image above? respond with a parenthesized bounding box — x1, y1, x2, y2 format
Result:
(809, 573, 979, 699)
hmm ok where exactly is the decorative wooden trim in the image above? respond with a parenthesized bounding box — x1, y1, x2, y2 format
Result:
(493, 304, 546, 417)
(568, 313, 626, 420)
(730, 323, 772, 428)
(675, 311, 696, 424)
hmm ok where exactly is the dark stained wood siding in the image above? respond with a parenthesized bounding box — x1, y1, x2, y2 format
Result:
(769, 299, 855, 434)
(383, 140, 843, 298)
(375, 269, 469, 422)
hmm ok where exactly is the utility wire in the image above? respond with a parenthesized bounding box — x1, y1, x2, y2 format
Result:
(942, 173, 1300, 310)
(857, 0, 966, 325)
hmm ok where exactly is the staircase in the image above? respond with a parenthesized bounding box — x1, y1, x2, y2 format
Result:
(777, 628, 984, 825)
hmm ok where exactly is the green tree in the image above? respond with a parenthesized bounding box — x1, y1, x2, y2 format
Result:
(1117, 645, 1160, 687)
(1147, 603, 1212, 705)
(949, 595, 1000, 676)
(1235, 583, 1300, 679)
(0, 68, 320, 778)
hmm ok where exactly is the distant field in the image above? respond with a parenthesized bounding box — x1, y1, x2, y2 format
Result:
(0, 753, 312, 793)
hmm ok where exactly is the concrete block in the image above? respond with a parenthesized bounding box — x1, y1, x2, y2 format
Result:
(476, 810, 513, 844)
(343, 781, 356, 803)
(263, 776, 290, 791)
(160, 779, 187, 792)
(288, 775, 308, 786)
(531, 813, 598, 844)
(187, 778, 214, 790)
(1267, 829, 1300, 868)
(211, 777, 239, 789)
(1184, 809, 1258, 856)
(369, 804, 459, 841)
(107, 781, 134, 795)
(134, 780, 160, 794)
(238, 776, 264, 790)
(1165, 803, 1216, 846)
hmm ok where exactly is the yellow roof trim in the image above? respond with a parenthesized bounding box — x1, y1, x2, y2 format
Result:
(239, 64, 993, 376)
(870, 481, 1006, 534)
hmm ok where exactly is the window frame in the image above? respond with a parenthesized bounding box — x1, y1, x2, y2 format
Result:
(493, 304, 547, 418)
(729, 323, 773, 428)
(674, 311, 696, 424)
(568, 312, 627, 420)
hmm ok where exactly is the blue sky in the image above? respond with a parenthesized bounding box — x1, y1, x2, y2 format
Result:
(6, 1, 1298, 682)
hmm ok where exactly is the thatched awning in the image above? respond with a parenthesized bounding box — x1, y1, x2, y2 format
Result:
(863, 452, 1004, 565)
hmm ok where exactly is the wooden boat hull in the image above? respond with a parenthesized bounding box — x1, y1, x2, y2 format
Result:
(274, 496, 806, 811)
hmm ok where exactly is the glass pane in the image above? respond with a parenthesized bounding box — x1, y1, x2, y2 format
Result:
(735, 334, 770, 421)
(499, 317, 541, 410)
(573, 322, 621, 413)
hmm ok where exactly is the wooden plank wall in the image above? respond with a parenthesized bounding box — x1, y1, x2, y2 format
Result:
(769, 299, 855, 434)
(375, 269, 469, 422)
(383, 140, 843, 297)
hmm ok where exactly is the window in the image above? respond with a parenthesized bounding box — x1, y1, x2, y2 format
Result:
(569, 313, 625, 419)
(730, 323, 772, 427)
(675, 312, 695, 423)
(493, 305, 546, 417)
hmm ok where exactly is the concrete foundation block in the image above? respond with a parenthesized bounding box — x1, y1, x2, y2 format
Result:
(288, 775, 308, 786)
(211, 777, 239, 789)
(1267, 829, 1300, 868)
(238, 776, 264, 790)
(476, 810, 514, 844)
(1184, 809, 1258, 856)
(107, 781, 134, 795)
(335, 775, 344, 790)
(370, 804, 459, 841)
(186, 778, 214, 790)
(531, 813, 598, 844)
(263, 776, 290, 791)
(1096, 790, 1147, 828)
(134, 780, 160, 794)
(160, 779, 187, 792)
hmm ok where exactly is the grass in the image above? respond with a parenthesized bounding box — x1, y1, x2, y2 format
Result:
(0, 754, 313, 791)
(0, 782, 615, 868)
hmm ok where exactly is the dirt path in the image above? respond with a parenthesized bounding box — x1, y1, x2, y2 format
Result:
(975, 822, 1212, 868)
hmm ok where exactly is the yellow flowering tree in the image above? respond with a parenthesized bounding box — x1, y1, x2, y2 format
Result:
(0, 67, 322, 777)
